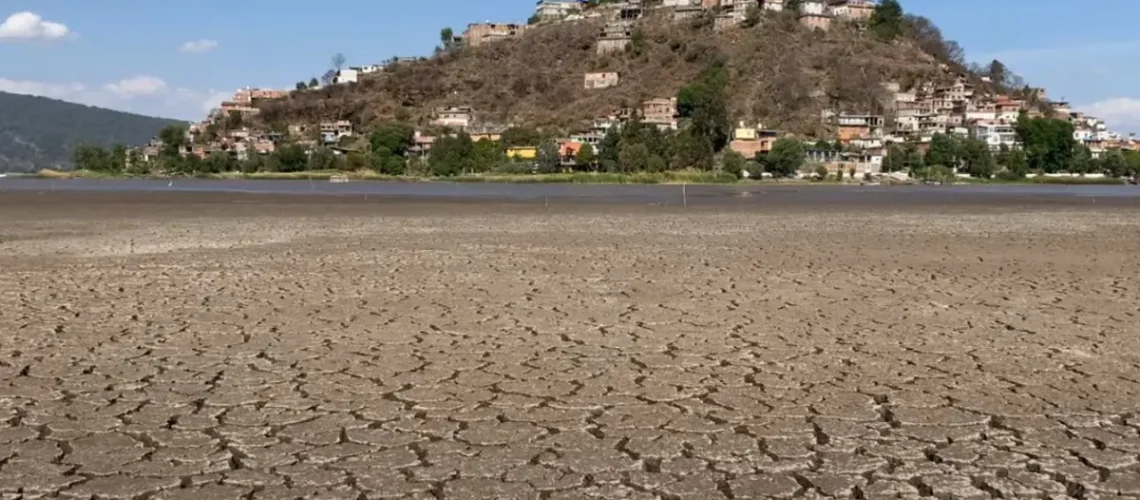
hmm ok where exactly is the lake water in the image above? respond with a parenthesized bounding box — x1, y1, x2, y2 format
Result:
(2, 178, 1138, 206)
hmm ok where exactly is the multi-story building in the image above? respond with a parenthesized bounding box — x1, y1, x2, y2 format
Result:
(798, 0, 832, 30)
(828, 0, 875, 20)
(462, 23, 530, 48)
(433, 106, 474, 129)
(535, 0, 585, 21)
(642, 98, 679, 130)
(970, 120, 1018, 151)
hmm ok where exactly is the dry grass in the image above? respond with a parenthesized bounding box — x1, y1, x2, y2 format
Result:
(257, 11, 941, 136)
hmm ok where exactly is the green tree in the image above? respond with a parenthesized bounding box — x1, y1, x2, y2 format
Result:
(501, 127, 543, 147)
(158, 125, 187, 158)
(678, 61, 730, 151)
(869, 0, 905, 42)
(308, 77, 320, 88)
(205, 151, 232, 174)
(1015, 114, 1077, 173)
(598, 128, 621, 168)
(925, 133, 959, 169)
(722, 150, 746, 178)
(996, 145, 1029, 178)
(276, 143, 308, 172)
(1070, 145, 1093, 174)
(536, 140, 562, 174)
(307, 147, 336, 171)
(73, 144, 112, 172)
(668, 129, 714, 171)
(814, 165, 829, 179)
(369, 123, 415, 156)
(295, 81, 307, 91)
(959, 138, 995, 178)
(109, 145, 128, 173)
(472, 139, 505, 172)
(440, 27, 455, 49)
(766, 138, 806, 177)
(1100, 150, 1130, 177)
(618, 142, 650, 172)
(430, 133, 475, 176)
(575, 143, 597, 171)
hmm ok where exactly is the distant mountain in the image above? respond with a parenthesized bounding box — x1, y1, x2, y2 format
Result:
(0, 91, 181, 172)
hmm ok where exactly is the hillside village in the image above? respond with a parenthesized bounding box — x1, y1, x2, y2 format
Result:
(112, 0, 1140, 181)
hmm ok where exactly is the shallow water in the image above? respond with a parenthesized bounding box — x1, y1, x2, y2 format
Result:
(1, 177, 1138, 206)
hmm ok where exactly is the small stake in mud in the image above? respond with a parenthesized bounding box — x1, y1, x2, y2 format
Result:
(682, 182, 687, 207)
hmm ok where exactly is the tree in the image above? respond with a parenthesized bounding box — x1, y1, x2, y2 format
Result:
(869, 0, 905, 42)
(814, 165, 829, 179)
(1100, 150, 1130, 178)
(766, 138, 806, 177)
(276, 143, 308, 172)
(307, 147, 336, 171)
(440, 27, 455, 49)
(925, 133, 959, 169)
(308, 78, 319, 89)
(73, 144, 112, 172)
(1015, 114, 1077, 173)
(575, 143, 597, 170)
(678, 61, 731, 151)
(959, 138, 996, 178)
(996, 145, 1029, 178)
(501, 127, 542, 148)
(618, 142, 650, 172)
(668, 129, 714, 171)
(369, 123, 415, 156)
(741, 5, 762, 28)
(109, 144, 127, 173)
(536, 140, 562, 174)
(331, 53, 346, 71)
(987, 60, 1008, 87)
(598, 128, 621, 169)
(722, 150, 746, 178)
(430, 133, 475, 176)
(295, 81, 307, 91)
(204, 151, 231, 174)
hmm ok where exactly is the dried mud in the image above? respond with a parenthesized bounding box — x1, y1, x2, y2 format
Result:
(1, 192, 1139, 499)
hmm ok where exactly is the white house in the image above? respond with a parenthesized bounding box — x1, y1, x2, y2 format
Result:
(535, 0, 584, 21)
(971, 120, 1018, 151)
(333, 68, 359, 84)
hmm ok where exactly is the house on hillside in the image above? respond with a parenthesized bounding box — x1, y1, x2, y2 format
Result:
(798, 0, 832, 30)
(643, 98, 679, 130)
(432, 106, 473, 129)
(463, 23, 530, 47)
(584, 72, 620, 89)
(535, 0, 586, 21)
(828, 0, 874, 20)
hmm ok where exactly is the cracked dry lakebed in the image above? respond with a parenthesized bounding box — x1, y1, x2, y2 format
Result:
(1, 191, 1140, 500)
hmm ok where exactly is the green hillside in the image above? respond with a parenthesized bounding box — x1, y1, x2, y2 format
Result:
(0, 91, 180, 172)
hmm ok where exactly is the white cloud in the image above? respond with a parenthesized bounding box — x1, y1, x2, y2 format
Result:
(103, 75, 169, 98)
(0, 12, 72, 41)
(179, 39, 218, 53)
(0, 76, 227, 120)
(1080, 98, 1140, 134)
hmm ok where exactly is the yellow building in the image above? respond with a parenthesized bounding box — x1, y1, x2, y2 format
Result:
(506, 146, 537, 160)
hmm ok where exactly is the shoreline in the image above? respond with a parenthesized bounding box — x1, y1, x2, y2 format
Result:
(23, 169, 1134, 186)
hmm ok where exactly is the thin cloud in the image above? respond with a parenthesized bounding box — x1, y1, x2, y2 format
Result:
(179, 39, 218, 53)
(0, 76, 226, 119)
(0, 11, 73, 41)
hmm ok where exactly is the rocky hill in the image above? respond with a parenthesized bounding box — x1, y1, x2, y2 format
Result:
(256, 8, 974, 136)
(0, 91, 180, 172)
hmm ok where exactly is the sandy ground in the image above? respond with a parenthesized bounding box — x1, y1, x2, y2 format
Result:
(1, 192, 1140, 499)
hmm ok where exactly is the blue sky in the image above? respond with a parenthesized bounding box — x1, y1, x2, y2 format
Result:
(3, 0, 1140, 131)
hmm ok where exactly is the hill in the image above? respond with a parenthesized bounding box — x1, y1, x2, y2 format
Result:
(256, 7, 970, 136)
(0, 91, 180, 172)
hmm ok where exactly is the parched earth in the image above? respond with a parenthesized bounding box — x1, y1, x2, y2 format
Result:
(1, 193, 1140, 499)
